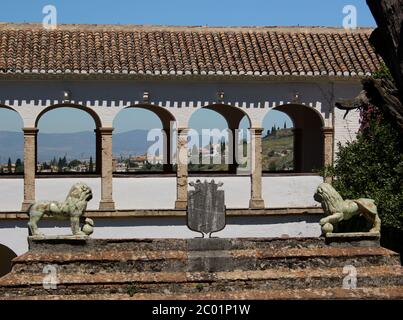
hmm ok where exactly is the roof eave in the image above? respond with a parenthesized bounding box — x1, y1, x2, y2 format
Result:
(0, 72, 368, 82)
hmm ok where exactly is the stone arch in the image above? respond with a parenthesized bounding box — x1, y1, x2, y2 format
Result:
(0, 104, 24, 127)
(0, 104, 20, 114)
(271, 103, 324, 172)
(122, 104, 176, 128)
(35, 103, 102, 128)
(35, 104, 101, 174)
(113, 104, 177, 173)
(0, 105, 24, 174)
(261, 109, 295, 172)
(202, 104, 251, 129)
(188, 104, 251, 173)
(0, 244, 17, 277)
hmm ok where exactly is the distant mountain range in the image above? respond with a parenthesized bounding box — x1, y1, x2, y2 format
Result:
(0, 129, 233, 163)
(0, 130, 152, 163)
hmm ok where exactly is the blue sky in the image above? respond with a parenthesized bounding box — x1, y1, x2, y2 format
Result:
(0, 0, 375, 27)
(0, 0, 375, 133)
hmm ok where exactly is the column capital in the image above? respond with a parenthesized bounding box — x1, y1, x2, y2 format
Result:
(250, 127, 264, 135)
(22, 127, 39, 135)
(96, 127, 114, 135)
(322, 127, 334, 134)
(177, 127, 189, 135)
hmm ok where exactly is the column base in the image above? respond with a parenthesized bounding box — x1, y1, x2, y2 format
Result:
(249, 199, 265, 209)
(175, 200, 187, 210)
(21, 201, 35, 212)
(99, 200, 115, 211)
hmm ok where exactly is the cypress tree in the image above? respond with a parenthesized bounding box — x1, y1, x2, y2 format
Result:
(89, 156, 94, 172)
(15, 158, 23, 173)
(58, 157, 63, 172)
(7, 157, 12, 173)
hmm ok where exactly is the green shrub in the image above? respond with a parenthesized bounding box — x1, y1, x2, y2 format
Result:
(329, 116, 403, 231)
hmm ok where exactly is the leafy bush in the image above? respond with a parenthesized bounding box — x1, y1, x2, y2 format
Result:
(328, 63, 403, 232)
(330, 116, 403, 231)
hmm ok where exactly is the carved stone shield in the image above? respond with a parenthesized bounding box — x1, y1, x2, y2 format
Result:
(187, 179, 226, 238)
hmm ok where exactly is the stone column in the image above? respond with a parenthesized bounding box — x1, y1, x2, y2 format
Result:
(292, 128, 303, 172)
(175, 128, 189, 209)
(94, 129, 102, 174)
(229, 128, 238, 174)
(99, 127, 115, 210)
(163, 128, 173, 173)
(323, 127, 334, 183)
(249, 128, 265, 209)
(21, 128, 38, 211)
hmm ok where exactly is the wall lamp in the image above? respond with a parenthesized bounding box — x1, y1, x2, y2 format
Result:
(63, 90, 72, 103)
(143, 91, 150, 104)
(217, 91, 225, 103)
(292, 91, 300, 103)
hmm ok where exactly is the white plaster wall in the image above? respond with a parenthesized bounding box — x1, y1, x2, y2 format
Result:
(333, 81, 362, 159)
(192, 176, 323, 208)
(189, 176, 250, 208)
(0, 216, 322, 255)
(0, 223, 27, 255)
(334, 107, 361, 158)
(262, 175, 323, 208)
(0, 176, 323, 211)
(0, 179, 23, 211)
(36, 178, 101, 210)
(113, 177, 176, 209)
(0, 79, 340, 128)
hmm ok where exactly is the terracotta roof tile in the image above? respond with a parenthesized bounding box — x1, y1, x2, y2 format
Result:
(0, 23, 382, 77)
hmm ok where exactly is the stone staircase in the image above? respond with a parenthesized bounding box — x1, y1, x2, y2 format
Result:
(0, 237, 402, 300)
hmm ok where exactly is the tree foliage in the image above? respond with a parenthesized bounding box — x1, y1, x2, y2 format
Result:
(330, 117, 403, 231)
(329, 65, 403, 231)
(15, 158, 23, 173)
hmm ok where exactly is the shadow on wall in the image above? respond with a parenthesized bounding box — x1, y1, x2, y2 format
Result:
(380, 226, 403, 266)
(0, 244, 17, 277)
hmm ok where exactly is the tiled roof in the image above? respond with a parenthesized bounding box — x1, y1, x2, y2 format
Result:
(0, 23, 382, 78)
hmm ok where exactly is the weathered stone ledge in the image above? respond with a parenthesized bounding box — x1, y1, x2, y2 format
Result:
(1, 265, 401, 286)
(326, 232, 381, 246)
(16, 243, 398, 263)
(2, 286, 403, 300)
(0, 207, 324, 220)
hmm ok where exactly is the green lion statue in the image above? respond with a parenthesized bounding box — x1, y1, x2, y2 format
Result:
(314, 182, 381, 235)
(27, 182, 94, 236)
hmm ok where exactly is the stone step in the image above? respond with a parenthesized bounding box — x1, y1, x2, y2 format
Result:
(25, 237, 343, 253)
(2, 237, 400, 300)
(2, 286, 403, 300)
(1, 266, 401, 296)
(12, 246, 400, 273)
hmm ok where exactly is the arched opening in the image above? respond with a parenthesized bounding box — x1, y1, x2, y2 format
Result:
(0, 244, 17, 277)
(262, 109, 295, 172)
(112, 105, 175, 173)
(0, 107, 23, 175)
(264, 104, 324, 173)
(188, 105, 251, 173)
(36, 106, 100, 174)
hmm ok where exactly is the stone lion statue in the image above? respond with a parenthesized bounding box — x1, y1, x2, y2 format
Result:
(27, 182, 94, 236)
(314, 182, 381, 235)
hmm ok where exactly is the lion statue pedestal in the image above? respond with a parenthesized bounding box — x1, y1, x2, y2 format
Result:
(314, 183, 381, 236)
(27, 182, 94, 237)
